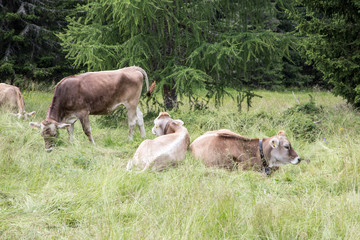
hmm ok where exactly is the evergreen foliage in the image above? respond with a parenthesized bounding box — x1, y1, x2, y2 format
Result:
(59, 0, 299, 110)
(290, 0, 360, 108)
(0, 0, 78, 87)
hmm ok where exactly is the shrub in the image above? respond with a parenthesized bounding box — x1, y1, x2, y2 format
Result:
(280, 95, 323, 142)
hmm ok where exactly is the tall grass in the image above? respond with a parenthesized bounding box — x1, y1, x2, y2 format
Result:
(1, 90, 360, 239)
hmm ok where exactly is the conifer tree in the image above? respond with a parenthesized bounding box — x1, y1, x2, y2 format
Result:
(0, 0, 77, 87)
(59, 0, 295, 110)
(291, 0, 360, 108)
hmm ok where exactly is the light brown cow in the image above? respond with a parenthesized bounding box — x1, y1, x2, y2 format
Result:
(190, 129, 301, 174)
(29, 66, 154, 151)
(0, 83, 35, 119)
(126, 112, 190, 171)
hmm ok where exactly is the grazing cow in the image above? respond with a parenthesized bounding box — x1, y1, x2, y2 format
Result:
(29, 66, 154, 151)
(190, 129, 301, 174)
(126, 112, 190, 171)
(0, 83, 35, 119)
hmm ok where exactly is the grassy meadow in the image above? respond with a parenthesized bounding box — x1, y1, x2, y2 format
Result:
(1, 89, 360, 239)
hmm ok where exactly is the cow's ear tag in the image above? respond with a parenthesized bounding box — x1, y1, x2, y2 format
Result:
(270, 138, 279, 148)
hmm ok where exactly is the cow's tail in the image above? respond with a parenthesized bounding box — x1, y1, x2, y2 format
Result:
(133, 66, 156, 97)
(147, 81, 156, 97)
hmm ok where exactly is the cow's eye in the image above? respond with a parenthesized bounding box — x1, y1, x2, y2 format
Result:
(284, 145, 290, 150)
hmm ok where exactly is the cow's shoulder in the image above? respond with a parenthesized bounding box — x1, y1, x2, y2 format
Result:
(214, 129, 250, 141)
(55, 75, 78, 88)
(0, 83, 11, 90)
(0, 83, 19, 92)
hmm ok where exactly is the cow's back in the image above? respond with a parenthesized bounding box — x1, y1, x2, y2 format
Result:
(191, 130, 263, 170)
(0, 84, 22, 111)
(131, 128, 189, 171)
(190, 132, 239, 169)
(52, 69, 144, 116)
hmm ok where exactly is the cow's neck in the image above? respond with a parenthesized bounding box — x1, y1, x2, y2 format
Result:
(260, 137, 274, 174)
(164, 121, 183, 135)
(163, 120, 190, 148)
(46, 95, 63, 122)
(163, 121, 171, 134)
(259, 138, 271, 175)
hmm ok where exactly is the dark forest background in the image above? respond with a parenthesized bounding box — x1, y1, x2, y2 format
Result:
(1, 0, 359, 109)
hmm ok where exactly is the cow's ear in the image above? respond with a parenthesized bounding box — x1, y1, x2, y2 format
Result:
(29, 122, 41, 129)
(277, 130, 285, 136)
(57, 123, 71, 129)
(270, 137, 279, 148)
(158, 112, 171, 118)
(27, 111, 36, 117)
(173, 119, 184, 126)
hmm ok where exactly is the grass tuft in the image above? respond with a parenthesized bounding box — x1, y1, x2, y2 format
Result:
(1, 90, 360, 239)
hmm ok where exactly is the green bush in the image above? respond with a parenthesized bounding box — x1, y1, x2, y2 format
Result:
(282, 94, 322, 117)
(285, 113, 319, 142)
(0, 62, 14, 76)
(280, 95, 323, 142)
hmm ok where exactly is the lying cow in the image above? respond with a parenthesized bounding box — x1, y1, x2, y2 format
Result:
(0, 83, 35, 119)
(126, 112, 190, 171)
(30, 66, 154, 151)
(190, 129, 301, 174)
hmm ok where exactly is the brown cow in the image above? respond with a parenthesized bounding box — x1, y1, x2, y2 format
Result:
(190, 129, 301, 174)
(126, 112, 190, 171)
(0, 83, 35, 119)
(29, 66, 154, 151)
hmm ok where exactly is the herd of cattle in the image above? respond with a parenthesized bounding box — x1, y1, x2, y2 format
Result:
(0, 66, 301, 175)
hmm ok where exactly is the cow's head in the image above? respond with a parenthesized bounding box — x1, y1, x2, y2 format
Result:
(29, 120, 70, 151)
(12, 111, 36, 120)
(266, 130, 301, 167)
(152, 112, 184, 136)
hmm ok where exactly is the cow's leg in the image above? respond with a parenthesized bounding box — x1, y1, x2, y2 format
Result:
(79, 114, 95, 145)
(126, 105, 137, 140)
(136, 107, 146, 138)
(67, 123, 75, 142)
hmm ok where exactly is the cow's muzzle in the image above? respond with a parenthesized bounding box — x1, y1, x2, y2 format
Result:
(291, 157, 301, 165)
(45, 147, 53, 152)
(44, 138, 55, 152)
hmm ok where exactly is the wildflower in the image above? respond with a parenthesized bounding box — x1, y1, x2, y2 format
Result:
(339, 128, 344, 131)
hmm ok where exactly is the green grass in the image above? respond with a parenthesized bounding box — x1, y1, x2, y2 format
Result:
(1, 90, 360, 239)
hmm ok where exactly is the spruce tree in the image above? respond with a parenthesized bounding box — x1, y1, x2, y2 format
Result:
(291, 0, 360, 108)
(0, 0, 77, 87)
(59, 0, 295, 110)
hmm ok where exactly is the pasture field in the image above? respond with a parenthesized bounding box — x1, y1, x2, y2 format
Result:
(1, 89, 360, 239)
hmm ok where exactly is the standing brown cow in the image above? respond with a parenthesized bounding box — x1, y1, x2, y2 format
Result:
(190, 129, 301, 174)
(30, 66, 154, 151)
(0, 83, 35, 119)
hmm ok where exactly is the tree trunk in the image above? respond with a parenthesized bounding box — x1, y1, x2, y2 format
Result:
(163, 79, 177, 110)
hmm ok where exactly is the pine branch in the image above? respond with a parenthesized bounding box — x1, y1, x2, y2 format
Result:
(20, 20, 51, 36)
(3, 44, 13, 62)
